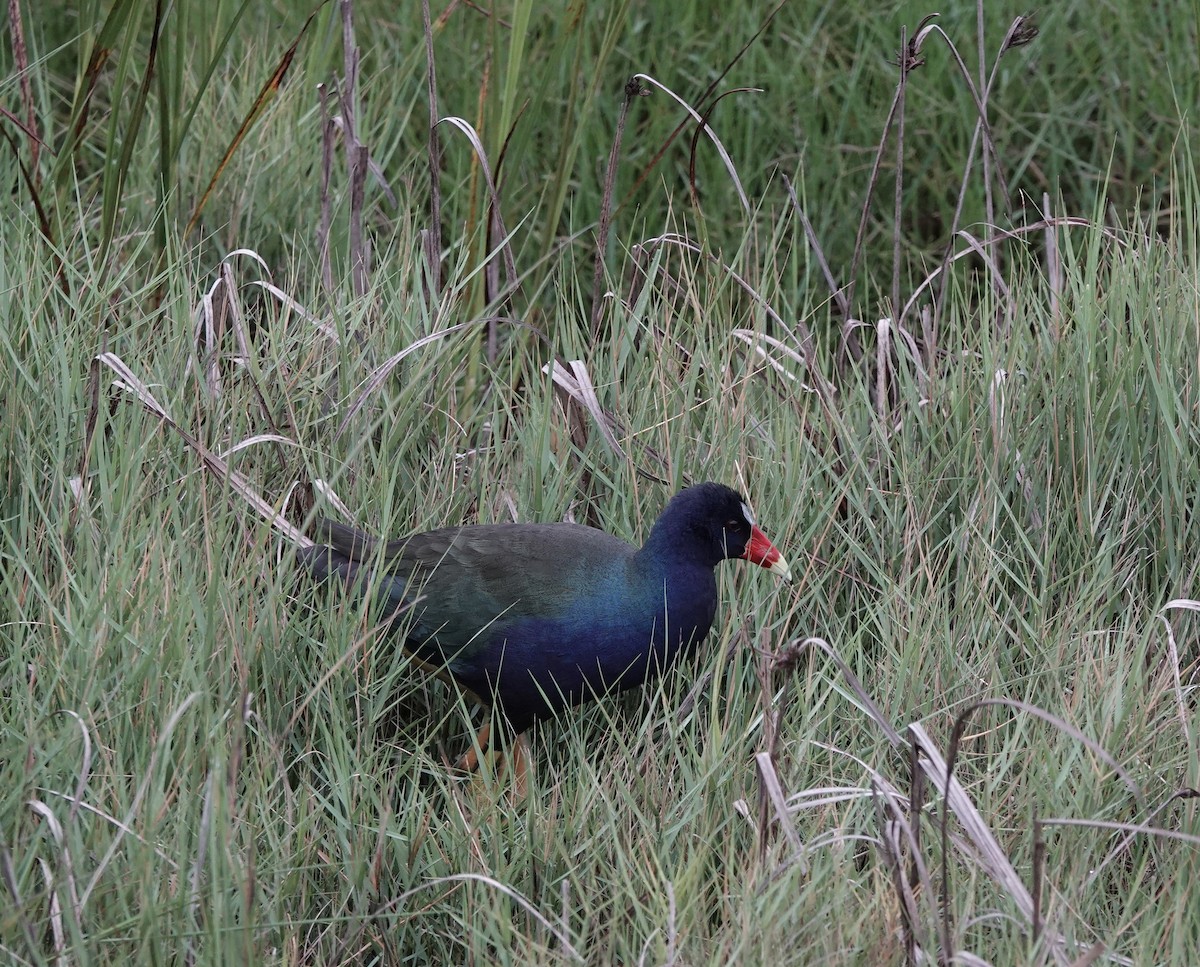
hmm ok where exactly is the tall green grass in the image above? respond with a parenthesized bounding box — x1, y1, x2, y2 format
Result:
(3, 1, 1199, 963)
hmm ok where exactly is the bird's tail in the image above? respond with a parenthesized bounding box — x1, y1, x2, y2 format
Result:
(312, 518, 378, 560)
(298, 519, 372, 578)
(297, 519, 412, 619)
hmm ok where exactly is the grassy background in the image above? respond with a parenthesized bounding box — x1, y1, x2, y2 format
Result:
(3, 0, 1199, 963)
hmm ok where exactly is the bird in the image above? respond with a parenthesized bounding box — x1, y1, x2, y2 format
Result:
(297, 482, 792, 788)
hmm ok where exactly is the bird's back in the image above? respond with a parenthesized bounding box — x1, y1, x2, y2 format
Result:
(298, 516, 720, 728)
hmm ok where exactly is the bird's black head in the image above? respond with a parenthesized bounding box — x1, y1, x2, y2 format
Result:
(650, 482, 792, 580)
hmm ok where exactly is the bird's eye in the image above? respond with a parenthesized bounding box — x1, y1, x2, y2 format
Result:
(726, 519, 743, 531)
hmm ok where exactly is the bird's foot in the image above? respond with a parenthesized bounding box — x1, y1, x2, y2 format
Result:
(453, 724, 529, 802)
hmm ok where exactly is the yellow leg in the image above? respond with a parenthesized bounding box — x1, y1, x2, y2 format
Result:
(508, 731, 530, 800)
(454, 721, 491, 773)
(453, 724, 530, 800)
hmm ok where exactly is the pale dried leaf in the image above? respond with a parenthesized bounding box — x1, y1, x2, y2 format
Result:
(755, 752, 806, 869)
(336, 323, 470, 438)
(633, 73, 750, 214)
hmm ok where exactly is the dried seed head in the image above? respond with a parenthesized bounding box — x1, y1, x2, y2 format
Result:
(1004, 13, 1040, 52)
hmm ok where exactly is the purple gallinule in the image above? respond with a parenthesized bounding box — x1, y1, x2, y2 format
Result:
(298, 482, 791, 786)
